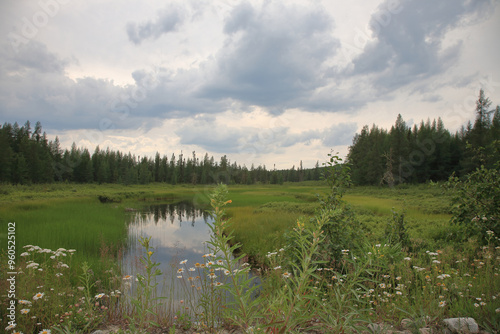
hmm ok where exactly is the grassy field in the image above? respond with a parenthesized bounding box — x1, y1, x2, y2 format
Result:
(1, 182, 498, 333)
(0, 181, 454, 264)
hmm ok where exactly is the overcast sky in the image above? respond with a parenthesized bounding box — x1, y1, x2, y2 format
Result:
(1, 0, 499, 169)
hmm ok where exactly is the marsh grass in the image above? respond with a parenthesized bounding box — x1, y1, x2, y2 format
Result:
(2, 182, 499, 333)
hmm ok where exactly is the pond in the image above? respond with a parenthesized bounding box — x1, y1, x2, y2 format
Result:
(122, 201, 215, 280)
(121, 200, 253, 311)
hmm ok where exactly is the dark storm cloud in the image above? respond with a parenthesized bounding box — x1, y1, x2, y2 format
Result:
(349, 0, 496, 92)
(195, 1, 340, 108)
(126, 3, 186, 45)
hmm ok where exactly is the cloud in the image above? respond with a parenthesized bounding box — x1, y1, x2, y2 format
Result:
(195, 1, 340, 109)
(349, 0, 496, 92)
(126, 3, 186, 45)
(175, 114, 357, 156)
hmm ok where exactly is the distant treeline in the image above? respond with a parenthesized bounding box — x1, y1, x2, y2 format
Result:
(0, 121, 322, 185)
(347, 89, 500, 186)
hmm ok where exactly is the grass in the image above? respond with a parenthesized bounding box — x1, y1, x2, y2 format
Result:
(2, 181, 498, 333)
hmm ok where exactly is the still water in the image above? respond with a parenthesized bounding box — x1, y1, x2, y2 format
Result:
(122, 201, 215, 278)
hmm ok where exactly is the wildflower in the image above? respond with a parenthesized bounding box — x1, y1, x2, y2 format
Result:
(6, 324, 16, 331)
(95, 293, 105, 299)
(215, 282, 223, 286)
(188, 267, 195, 272)
(39, 330, 51, 334)
(439, 301, 446, 307)
(20, 252, 30, 257)
(177, 268, 184, 274)
(216, 259, 224, 265)
(20, 309, 30, 314)
(18, 300, 31, 305)
(177, 275, 182, 279)
(274, 266, 282, 270)
(282, 272, 291, 279)
(496, 308, 500, 313)
(396, 291, 402, 295)
(474, 303, 480, 308)
(379, 283, 386, 289)
(26, 262, 39, 268)
(341, 249, 349, 254)
(207, 261, 214, 267)
(195, 262, 201, 268)
(180, 259, 187, 265)
(208, 273, 217, 279)
(404, 257, 411, 261)
(224, 269, 230, 276)
(123, 275, 133, 280)
(432, 260, 441, 264)
(33, 292, 44, 300)
(480, 302, 486, 306)
(486, 230, 494, 236)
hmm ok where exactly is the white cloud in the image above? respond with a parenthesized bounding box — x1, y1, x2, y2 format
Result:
(1, 0, 499, 168)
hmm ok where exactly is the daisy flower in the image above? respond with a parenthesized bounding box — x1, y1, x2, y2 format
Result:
(33, 292, 44, 300)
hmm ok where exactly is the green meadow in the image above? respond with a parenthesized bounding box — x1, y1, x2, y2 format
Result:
(0, 182, 453, 269)
(2, 182, 498, 333)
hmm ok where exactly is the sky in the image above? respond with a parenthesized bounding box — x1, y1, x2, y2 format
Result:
(1, 0, 499, 169)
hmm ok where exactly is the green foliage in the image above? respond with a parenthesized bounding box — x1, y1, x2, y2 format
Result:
(127, 236, 165, 332)
(205, 184, 262, 330)
(348, 91, 500, 185)
(316, 153, 363, 265)
(384, 208, 411, 250)
(446, 165, 500, 245)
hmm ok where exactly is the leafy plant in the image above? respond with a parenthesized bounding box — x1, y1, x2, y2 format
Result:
(316, 152, 363, 267)
(204, 184, 262, 330)
(127, 236, 165, 332)
(446, 165, 500, 245)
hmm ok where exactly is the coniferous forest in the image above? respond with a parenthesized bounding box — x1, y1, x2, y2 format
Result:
(1, 90, 498, 186)
(348, 89, 500, 185)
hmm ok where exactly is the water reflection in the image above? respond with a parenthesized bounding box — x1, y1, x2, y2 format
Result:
(122, 201, 259, 311)
(123, 201, 214, 278)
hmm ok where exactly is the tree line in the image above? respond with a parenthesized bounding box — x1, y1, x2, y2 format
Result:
(347, 89, 500, 186)
(0, 121, 323, 185)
